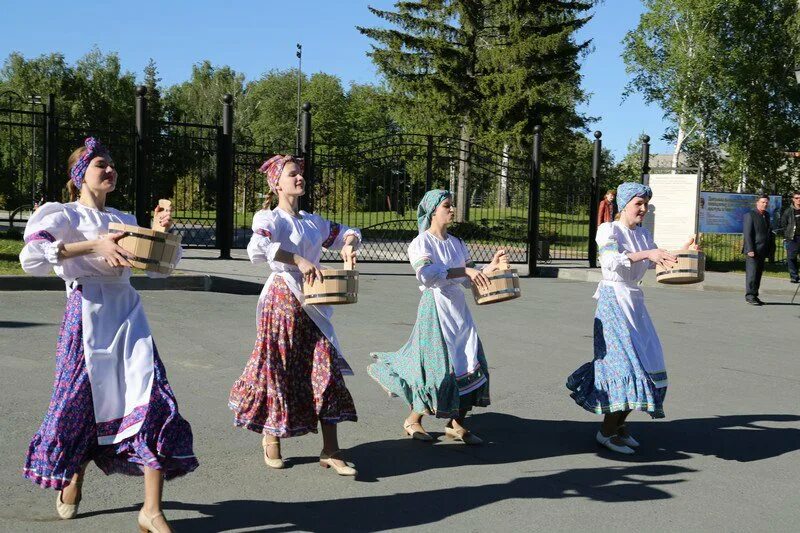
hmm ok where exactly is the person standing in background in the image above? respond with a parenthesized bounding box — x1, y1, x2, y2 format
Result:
(779, 191, 800, 283)
(742, 195, 775, 305)
(597, 190, 616, 227)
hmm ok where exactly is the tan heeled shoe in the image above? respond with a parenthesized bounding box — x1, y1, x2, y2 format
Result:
(138, 509, 172, 533)
(262, 436, 285, 469)
(403, 420, 434, 441)
(319, 450, 357, 476)
(444, 426, 484, 445)
(55, 480, 83, 519)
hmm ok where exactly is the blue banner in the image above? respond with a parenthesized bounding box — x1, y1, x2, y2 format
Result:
(699, 192, 782, 234)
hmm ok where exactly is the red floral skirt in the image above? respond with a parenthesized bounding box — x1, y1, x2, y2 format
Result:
(228, 277, 357, 437)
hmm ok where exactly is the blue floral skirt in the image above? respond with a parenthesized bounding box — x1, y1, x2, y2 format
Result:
(566, 286, 667, 418)
(23, 287, 198, 490)
(368, 289, 490, 419)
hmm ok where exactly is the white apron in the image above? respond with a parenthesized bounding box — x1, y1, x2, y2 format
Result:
(430, 282, 485, 394)
(258, 270, 354, 376)
(73, 277, 155, 444)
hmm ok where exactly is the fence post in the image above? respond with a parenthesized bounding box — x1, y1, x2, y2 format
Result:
(589, 131, 602, 268)
(217, 94, 234, 259)
(425, 134, 434, 191)
(45, 94, 57, 201)
(134, 86, 149, 227)
(527, 125, 542, 277)
(300, 102, 313, 212)
(640, 134, 650, 185)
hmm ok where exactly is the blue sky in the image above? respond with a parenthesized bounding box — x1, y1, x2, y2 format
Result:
(0, 0, 671, 158)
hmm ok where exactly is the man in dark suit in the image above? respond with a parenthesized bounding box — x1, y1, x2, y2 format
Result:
(742, 195, 775, 305)
(778, 191, 800, 283)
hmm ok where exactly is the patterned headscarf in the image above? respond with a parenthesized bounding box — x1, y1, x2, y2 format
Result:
(258, 154, 305, 193)
(616, 182, 652, 211)
(417, 189, 452, 234)
(69, 137, 111, 189)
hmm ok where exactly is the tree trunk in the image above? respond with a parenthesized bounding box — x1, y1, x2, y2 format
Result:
(498, 143, 509, 209)
(456, 122, 471, 222)
(672, 120, 687, 174)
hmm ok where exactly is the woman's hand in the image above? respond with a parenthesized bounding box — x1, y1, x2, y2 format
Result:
(341, 244, 357, 269)
(484, 249, 508, 274)
(94, 233, 132, 268)
(153, 204, 173, 230)
(682, 235, 700, 251)
(297, 256, 324, 286)
(466, 267, 491, 291)
(646, 248, 678, 268)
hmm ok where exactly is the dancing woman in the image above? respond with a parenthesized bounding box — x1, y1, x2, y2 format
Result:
(229, 155, 361, 476)
(369, 189, 506, 445)
(20, 138, 197, 532)
(566, 182, 696, 454)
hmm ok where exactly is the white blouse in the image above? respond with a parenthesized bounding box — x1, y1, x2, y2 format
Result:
(247, 207, 361, 274)
(20, 201, 181, 283)
(408, 231, 475, 292)
(596, 221, 656, 284)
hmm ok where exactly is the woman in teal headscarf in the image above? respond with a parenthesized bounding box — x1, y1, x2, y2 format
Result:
(369, 190, 507, 444)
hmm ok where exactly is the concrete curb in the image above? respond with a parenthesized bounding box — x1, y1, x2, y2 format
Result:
(0, 275, 264, 295)
(538, 265, 800, 297)
(3, 268, 797, 298)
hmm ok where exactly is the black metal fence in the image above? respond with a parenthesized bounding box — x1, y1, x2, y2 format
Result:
(311, 133, 531, 263)
(1, 86, 625, 270)
(0, 91, 48, 224)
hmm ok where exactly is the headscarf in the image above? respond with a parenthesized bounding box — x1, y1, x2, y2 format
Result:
(69, 137, 110, 189)
(417, 189, 452, 234)
(616, 182, 652, 211)
(258, 154, 305, 193)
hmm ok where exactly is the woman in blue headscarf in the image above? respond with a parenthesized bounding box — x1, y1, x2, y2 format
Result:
(566, 182, 697, 454)
(369, 190, 507, 444)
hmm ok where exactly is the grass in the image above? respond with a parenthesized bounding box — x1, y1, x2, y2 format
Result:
(0, 230, 24, 275)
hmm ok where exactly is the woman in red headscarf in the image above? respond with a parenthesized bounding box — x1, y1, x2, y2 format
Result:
(228, 155, 361, 476)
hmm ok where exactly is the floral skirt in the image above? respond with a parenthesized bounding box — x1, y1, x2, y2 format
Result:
(566, 286, 667, 418)
(368, 289, 490, 419)
(23, 287, 198, 491)
(228, 277, 357, 438)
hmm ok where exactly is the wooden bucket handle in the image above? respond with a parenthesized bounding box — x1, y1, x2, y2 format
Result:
(152, 199, 172, 233)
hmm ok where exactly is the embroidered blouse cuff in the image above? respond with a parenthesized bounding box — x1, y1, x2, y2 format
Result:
(342, 228, 362, 247)
(44, 240, 63, 265)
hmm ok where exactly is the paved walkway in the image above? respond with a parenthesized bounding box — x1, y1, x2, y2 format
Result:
(1, 275, 798, 532)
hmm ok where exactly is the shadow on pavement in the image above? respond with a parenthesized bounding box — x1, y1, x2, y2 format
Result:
(342, 413, 800, 481)
(73, 413, 800, 531)
(165, 463, 691, 531)
(0, 320, 56, 328)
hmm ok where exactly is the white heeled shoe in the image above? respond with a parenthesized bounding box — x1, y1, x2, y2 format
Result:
(596, 431, 635, 454)
(55, 480, 82, 519)
(617, 426, 640, 448)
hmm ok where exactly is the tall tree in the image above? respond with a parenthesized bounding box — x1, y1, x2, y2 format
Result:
(143, 58, 164, 125)
(359, 0, 487, 220)
(624, 0, 800, 190)
(163, 61, 245, 131)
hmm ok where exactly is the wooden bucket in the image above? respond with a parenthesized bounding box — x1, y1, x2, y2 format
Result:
(472, 263, 521, 305)
(655, 249, 705, 285)
(108, 222, 182, 275)
(303, 253, 358, 305)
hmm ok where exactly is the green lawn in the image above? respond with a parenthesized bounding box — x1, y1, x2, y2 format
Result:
(0, 233, 24, 274)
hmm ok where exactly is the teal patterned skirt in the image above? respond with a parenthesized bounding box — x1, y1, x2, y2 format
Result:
(368, 289, 490, 419)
